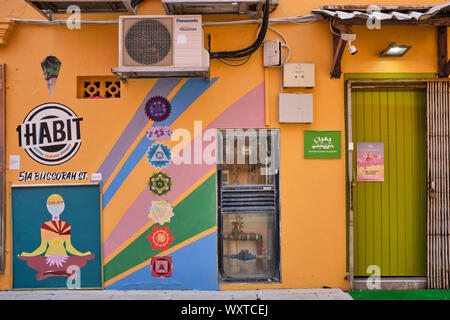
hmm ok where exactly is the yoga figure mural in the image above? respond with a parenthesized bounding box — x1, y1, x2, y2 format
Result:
(18, 194, 94, 280)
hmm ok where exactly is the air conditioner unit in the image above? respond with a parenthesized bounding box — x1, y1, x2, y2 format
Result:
(162, 0, 278, 15)
(24, 0, 137, 20)
(112, 15, 210, 81)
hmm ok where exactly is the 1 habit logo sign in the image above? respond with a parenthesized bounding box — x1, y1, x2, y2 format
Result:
(16, 103, 83, 166)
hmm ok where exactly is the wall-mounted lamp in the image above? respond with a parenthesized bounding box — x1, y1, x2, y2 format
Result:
(380, 43, 411, 57)
(341, 33, 357, 55)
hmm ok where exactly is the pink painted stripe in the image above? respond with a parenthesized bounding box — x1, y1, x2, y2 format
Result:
(103, 82, 265, 257)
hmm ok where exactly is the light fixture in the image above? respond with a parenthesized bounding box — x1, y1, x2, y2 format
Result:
(380, 43, 411, 57)
(341, 33, 357, 55)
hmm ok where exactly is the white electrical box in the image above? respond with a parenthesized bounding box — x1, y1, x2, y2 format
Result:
(283, 63, 315, 88)
(278, 93, 313, 123)
(263, 39, 281, 67)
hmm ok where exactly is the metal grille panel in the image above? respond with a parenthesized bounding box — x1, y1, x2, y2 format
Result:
(427, 81, 450, 289)
(123, 18, 173, 67)
(220, 185, 276, 213)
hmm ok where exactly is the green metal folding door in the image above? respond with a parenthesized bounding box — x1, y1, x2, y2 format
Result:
(352, 85, 427, 277)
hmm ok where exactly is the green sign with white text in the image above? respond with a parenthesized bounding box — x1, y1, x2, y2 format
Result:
(304, 131, 341, 159)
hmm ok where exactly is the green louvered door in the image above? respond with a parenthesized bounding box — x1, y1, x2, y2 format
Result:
(352, 86, 427, 276)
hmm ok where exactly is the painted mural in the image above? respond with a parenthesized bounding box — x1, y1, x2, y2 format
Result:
(100, 78, 265, 290)
(12, 184, 102, 289)
(8, 53, 266, 289)
(1, 0, 442, 292)
(18, 194, 94, 280)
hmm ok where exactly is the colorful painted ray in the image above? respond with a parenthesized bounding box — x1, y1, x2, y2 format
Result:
(96, 78, 265, 290)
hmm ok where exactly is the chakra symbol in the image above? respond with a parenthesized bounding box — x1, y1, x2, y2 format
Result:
(147, 226, 174, 250)
(148, 200, 174, 225)
(147, 143, 171, 168)
(144, 96, 171, 122)
(147, 126, 172, 141)
(147, 171, 173, 196)
(150, 256, 173, 278)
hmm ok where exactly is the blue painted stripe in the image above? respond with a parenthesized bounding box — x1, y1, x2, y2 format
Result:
(102, 78, 218, 209)
(105, 232, 219, 290)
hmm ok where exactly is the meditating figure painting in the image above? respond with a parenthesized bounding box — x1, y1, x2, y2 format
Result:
(12, 184, 102, 289)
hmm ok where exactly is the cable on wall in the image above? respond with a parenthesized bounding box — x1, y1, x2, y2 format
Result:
(209, 0, 271, 60)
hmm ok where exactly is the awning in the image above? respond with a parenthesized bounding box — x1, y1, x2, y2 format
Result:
(314, 2, 450, 79)
(312, 2, 450, 24)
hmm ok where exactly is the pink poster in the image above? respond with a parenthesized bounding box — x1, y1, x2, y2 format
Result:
(357, 142, 384, 182)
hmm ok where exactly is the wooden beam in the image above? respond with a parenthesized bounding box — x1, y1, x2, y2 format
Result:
(0, 20, 15, 46)
(330, 24, 351, 79)
(437, 26, 449, 78)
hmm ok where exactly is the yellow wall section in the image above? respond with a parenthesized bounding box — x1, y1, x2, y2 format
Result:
(0, 0, 444, 290)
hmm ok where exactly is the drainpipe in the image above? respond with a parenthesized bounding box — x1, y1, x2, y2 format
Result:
(347, 80, 354, 290)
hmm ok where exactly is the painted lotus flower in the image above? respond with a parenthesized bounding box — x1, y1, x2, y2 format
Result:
(147, 171, 173, 196)
(148, 200, 174, 225)
(45, 254, 68, 268)
(147, 226, 174, 250)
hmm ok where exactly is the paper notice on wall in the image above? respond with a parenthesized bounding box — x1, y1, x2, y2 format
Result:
(357, 142, 384, 182)
(9, 155, 20, 170)
(91, 173, 102, 181)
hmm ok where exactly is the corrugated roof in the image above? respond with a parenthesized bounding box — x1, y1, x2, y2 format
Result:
(312, 1, 450, 21)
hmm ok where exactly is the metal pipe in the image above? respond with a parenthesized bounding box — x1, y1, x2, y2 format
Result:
(0, 64, 4, 274)
(10, 14, 322, 26)
(346, 79, 354, 290)
(11, 18, 119, 25)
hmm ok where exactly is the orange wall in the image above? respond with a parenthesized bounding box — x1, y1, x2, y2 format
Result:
(0, 0, 443, 290)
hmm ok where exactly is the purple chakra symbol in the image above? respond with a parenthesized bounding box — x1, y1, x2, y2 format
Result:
(145, 96, 172, 122)
(147, 126, 173, 141)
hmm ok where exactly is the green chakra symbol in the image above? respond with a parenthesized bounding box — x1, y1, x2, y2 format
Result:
(147, 171, 173, 196)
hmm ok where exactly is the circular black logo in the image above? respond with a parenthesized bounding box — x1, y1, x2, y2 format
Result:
(16, 103, 83, 166)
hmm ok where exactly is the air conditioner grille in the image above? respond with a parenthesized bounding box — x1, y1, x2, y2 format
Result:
(125, 19, 172, 65)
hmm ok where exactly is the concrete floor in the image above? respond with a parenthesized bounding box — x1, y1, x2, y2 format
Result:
(0, 288, 353, 300)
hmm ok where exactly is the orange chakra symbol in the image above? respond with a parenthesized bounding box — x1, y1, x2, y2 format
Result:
(147, 226, 174, 250)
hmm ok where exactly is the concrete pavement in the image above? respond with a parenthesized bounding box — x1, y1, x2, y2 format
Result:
(0, 288, 353, 300)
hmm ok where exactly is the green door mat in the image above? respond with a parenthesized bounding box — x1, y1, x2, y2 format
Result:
(349, 290, 450, 300)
